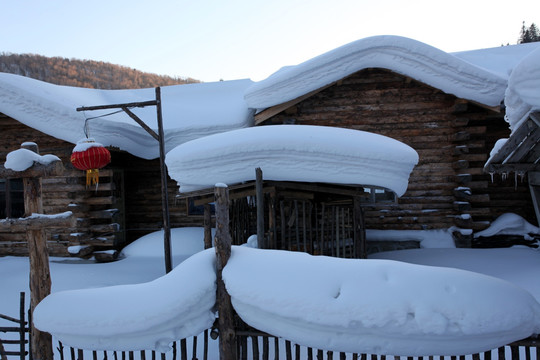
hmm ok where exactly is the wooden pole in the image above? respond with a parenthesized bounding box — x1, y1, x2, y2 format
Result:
(256, 168, 265, 249)
(20, 143, 53, 360)
(204, 204, 213, 249)
(155, 87, 172, 274)
(214, 184, 237, 360)
(353, 196, 367, 259)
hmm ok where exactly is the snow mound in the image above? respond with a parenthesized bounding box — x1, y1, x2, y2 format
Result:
(366, 228, 456, 248)
(120, 227, 214, 259)
(166, 125, 418, 196)
(475, 213, 540, 238)
(34, 249, 217, 352)
(224, 246, 540, 356)
(504, 46, 540, 131)
(0, 73, 253, 159)
(4, 148, 60, 171)
(245, 35, 507, 110)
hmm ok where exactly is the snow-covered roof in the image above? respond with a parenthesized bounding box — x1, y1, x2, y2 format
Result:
(244, 35, 510, 110)
(165, 125, 419, 196)
(0, 73, 254, 159)
(452, 41, 540, 80)
(503, 46, 540, 131)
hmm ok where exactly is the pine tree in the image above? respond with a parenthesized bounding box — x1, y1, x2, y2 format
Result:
(518, 21, 540, 43)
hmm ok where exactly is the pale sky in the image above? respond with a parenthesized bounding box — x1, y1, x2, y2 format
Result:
(2, 0, 539, 82)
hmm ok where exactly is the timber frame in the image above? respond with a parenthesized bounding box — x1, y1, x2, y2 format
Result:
(253, 68, 535, 230)
(179, 179, 369, 258)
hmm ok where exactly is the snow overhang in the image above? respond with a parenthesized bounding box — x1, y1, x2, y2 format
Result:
(0, 73, 254, 159)
(244, 35, 507, 111)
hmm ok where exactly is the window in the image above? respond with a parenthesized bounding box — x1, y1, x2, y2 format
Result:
(0, 179, 25, 218)
(363, 187, 396, 203)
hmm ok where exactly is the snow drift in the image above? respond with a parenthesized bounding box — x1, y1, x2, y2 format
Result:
(33, 244, 540, 355)
(224, 246, 540, 356)
(34, 249, 217, 352)
(166, 125, 419, 196)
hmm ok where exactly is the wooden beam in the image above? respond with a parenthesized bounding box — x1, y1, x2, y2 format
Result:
(121, 107, 159, 140)
(486, 119, 536, 165)
(505, 126, 540, 163)
(254, 83, 334, 125)
(485, 163, 540, 173)
(0, 212, 76, 231)
(76, 100, 157, 112)
(0, 160, 63, 179)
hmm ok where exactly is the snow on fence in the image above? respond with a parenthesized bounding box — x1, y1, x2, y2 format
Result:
(0, 292, 28, 360)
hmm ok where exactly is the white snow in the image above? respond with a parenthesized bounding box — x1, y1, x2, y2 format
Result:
(224, 246, 540, 356)
(452, 42, 540, 80)
(34, 248, 217, 352)
(244, 35, 508, 110)
(0, 74, 254, 159)
(72, 138, 107, 152)
(475, 213, 540, 238)
(0, 215, 538, 357)
(503, 46, 540, 131)
(366, 228, 456, 248)
(4, 147, 61, 171)
(120, 227, 215, 261)
(166, 125, 419, 196)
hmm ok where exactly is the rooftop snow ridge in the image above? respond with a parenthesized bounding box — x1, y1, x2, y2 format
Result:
(244, 35, 508, 110)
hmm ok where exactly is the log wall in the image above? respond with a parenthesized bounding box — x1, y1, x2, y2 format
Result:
(0, 114, 199, 257)
(257, 68, 536, 231)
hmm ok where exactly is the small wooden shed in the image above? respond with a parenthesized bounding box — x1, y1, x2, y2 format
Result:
(180, 179, 370, 258)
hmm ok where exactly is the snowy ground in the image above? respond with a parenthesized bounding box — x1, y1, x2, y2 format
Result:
(2, 224, 540, 359)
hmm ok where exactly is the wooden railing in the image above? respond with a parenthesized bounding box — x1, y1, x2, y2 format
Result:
(0, 292, 28, 360)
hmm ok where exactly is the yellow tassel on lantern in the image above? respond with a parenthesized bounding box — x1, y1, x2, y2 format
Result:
(86, 169, 100, 187)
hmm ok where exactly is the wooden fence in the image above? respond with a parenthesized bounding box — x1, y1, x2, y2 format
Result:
(56, 332, 540, 360)
(0, 292, 28, 360)
(55, 331, 211, 360)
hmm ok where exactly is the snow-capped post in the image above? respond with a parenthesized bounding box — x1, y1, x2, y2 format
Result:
(256, 167, 265, 249)
(214, 183, 237, 360)
(0, 142, 70, 360)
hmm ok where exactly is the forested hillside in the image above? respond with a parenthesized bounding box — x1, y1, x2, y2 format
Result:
(0, 53, 200, 89)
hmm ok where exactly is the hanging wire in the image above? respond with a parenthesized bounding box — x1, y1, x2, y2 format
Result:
(82, 109, 126, 138)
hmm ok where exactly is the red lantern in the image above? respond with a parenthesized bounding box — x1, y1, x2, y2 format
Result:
(71, 139, 111, 187)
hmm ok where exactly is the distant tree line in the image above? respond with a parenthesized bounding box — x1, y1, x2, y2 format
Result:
(0, 53, 200, 89)
(518, 22, 540, 43)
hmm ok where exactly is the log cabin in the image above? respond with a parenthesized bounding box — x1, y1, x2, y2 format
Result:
(1, 36, 540, 257)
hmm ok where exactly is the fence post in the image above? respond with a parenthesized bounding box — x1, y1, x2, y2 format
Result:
(256, 168, 265, 249)
(214, 184, 237, 360)
(21, 143, 53, 360)
(19, 292, 25, 360)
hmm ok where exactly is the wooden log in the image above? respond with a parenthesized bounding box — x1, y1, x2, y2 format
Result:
(214, 185, 237, 360)
(0, 212, 76, 231)
(0, 160, 63, 179)
(18, 146, 54, 360)
(256, 168, 265, 249)
(204, 204, 213, 249)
